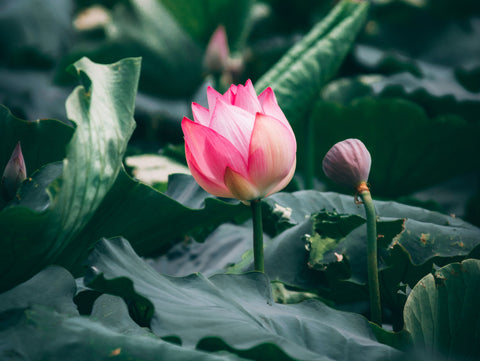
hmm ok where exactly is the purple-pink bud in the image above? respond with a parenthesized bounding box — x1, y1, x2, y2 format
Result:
(2, 142, 27, 200)
(203, 25, 229, 74)
(322, 138, 371, 189)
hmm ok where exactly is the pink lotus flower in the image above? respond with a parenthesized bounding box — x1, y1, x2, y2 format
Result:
(322, 138, 371, 189)
(2, 142, 27, 199)
(182, 80, 296, 202)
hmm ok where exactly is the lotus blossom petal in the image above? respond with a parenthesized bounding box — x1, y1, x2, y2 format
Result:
(182, 117, 247, 183)
(222, 84, 237, 104)
(234, 81, 262, 115)
(185, 142, 232, 198)
(227, 83, 238, 94)
(322, 138, 371, 189)
(244, 79, 258, 99)
(248, 113, 296, 196)
(206, 86, 222, 113)
(224, 167, 260, 201)
(258, 87, 290, 129)
(265, 158, 297, 197)
(209, 99, 255, 157)
(192, 102, 210, 126)
(182, 80, 297, 201)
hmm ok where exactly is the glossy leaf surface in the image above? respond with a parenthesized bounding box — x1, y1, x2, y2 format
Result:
(86, 237, 400, 361)
(404, 259, 480, 360)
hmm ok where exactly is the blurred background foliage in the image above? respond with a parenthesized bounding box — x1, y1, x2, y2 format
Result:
(0, 0, 479, 224)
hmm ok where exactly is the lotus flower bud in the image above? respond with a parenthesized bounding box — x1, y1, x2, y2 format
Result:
(182, 80, 297, 202)
(2, 142, 27, 200)
(203, 25, 230, 74)
(322, 138, 371, 190)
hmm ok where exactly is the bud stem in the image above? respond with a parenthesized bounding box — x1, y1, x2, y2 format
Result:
(251, 199, 264, 272)
(358, 183, 382, 326)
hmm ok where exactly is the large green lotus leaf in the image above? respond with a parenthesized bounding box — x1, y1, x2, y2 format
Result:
(86, 237, 400, 361)
(255, 0, 369, 126)
(0, 306, 248, 361)
(217, 191, 480, 323)
(144, 190, 480, 303)
(266, 191, 480, 280)
(157, 208, 317, 279)
(262, 191, 363, 236)
(9, 166, 249, 275)
(0, 57, 140, 292)
(403, 259, 480, 360)
(0, 267, 246, 361)
(65, 172, 250, 268)
(148, 221, 270, 277)
(369, 323, 412, 354)
(10, 162, 63, 212)
(0, 106, 73, 180)
(297, 97, 480, 197)
(222, 216, 371, 305)
(0, 265, 77, 315)
(145, 188, 364, 278)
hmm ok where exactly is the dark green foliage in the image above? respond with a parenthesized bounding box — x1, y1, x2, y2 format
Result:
(85, 237, 400, 361)
(1, 0, 479, 359)
(404, 259, 480, 360)
(0, 266, 247, 361)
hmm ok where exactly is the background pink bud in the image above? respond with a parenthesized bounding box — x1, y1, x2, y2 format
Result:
(322, 138, 371, 189)
(182, 80, 296, 202)
(2, 142, 27, 200)
(203, 25, 230, 74)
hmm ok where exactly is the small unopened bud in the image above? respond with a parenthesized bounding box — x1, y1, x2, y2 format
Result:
(322, 138, 371, 189)
(203, 25, 229, 74)
(2, 142, 27, 200)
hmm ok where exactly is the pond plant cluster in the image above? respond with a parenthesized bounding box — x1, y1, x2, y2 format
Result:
(1, 0, 480, 360)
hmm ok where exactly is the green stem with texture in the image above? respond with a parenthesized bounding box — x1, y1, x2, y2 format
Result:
(251, 199, 264, 272)
(359, 186, 382, 326)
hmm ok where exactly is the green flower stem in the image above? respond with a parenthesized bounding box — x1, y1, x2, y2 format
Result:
(359, 186, 382, 326)
(251, 199, 264, 272)
(304, 113, 315, 189)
